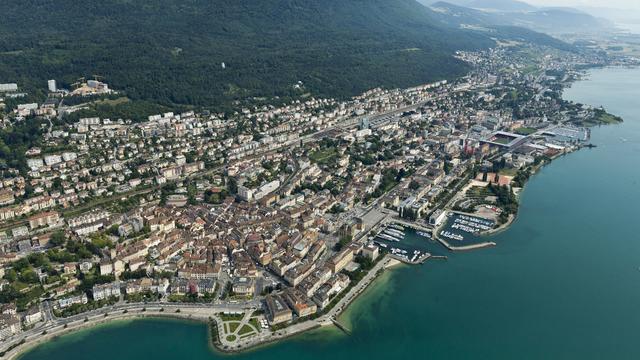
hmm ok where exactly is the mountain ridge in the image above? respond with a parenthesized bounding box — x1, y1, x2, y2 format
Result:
(0, 0, 492, 109)
(428, 0, 612, 35)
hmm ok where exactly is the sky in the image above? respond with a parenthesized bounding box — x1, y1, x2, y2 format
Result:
(524, 0, 640, 11)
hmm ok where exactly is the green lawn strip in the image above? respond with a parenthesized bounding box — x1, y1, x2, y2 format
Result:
(515, 127, 536, 135)
(237, 324, 255, 336)
(227, 321, 240, 333)
(249, 318, 261, 332)
(240, 332, 255, 340)
(219, 313, 244, 321)
(498, 168, 518, 176)
(310, 148, 338, 165)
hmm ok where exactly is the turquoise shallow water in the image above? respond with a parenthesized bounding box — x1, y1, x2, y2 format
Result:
(19, 67, 640, 360)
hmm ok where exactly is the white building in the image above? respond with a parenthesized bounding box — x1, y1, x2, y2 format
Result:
(253, 180, 280, 201)
(17, 103, 38, 111)
(56, 294, 88, 309)
(92, 282, 121, 301)
(44, 154, 62, 166)
(62, 152, 77, 162)
(27, 158, 44, 170)
(428, 209, 447, 226)
(238, 185, 255, 201)
(0, 83, 18, 92)
(48, 79, 57, 92)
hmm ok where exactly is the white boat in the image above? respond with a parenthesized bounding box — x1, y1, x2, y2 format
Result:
(440, 230, 464, 241)
(385, 233, 403, 241)
(377, 234, 400, 242)
(384, 228, 405, 238)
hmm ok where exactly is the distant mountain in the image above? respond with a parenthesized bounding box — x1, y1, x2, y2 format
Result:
(419, 0, 535, 12)
(539, 6, 587, 15)
(521, 8, 613, 34)
(429, 1, 612, 35)
(579, 6, 640, 25)
(467, 0, 537, 12)
(419, 0, 469, 6)
(430, 1, 506, 26)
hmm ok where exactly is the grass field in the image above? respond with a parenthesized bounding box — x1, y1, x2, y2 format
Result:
(249, 318, 261, 332)
(498, 168, 518, 176)
(515, 127, 536, 135)
(238, 324, 255, 336)
(466, 186, 492, 198)
(93, 97, 130, 106)
(309, 148, 339, 165)
(219, 313, 244, 321)
(228, 322, 240, 333)
(595, 112, 623, 124)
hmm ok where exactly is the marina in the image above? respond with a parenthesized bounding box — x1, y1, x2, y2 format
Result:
(371, 223, 448, 263)
(433, 213, 497, 250)
(437, 213, 495, 242)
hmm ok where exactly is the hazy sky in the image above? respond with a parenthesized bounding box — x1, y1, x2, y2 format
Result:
(525, 0, 640, 11)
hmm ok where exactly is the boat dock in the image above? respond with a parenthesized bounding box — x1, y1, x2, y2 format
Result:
(331, 318, 352, 335)
(390, 252, 444, 265)
(435, 236, 496, 251)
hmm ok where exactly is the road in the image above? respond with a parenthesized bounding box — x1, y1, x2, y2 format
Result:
(0, 299, 262, 355)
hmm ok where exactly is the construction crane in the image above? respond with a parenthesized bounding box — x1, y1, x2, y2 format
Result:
(71, 82, 82, 89)
(92, 74, 104, 81)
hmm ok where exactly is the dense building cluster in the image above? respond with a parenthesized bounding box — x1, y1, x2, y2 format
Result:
(0, 44, 626, 339)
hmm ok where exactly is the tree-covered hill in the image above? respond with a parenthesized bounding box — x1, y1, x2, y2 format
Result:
(0, 0, 493, 109)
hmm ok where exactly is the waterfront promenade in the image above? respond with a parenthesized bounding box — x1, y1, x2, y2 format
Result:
(1, 255, 398, 359)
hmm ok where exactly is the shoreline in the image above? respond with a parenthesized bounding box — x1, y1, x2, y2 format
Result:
(4, 256, 404, 360)
(431, 127, 609, 249)
(478, 142, 586, 238)
(5, 67, 631, 360)
(4, 311, 210, 360)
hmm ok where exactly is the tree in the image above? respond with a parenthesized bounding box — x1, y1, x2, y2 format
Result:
(19, 269, 39, 284)
(444, 161, 452, 175)
(334, 236, 352, 251)
(50, 231, 66, 247)
(227, 177, 238, 195)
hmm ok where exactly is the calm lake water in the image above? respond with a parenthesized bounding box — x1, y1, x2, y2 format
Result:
(19, 67, 640, 360)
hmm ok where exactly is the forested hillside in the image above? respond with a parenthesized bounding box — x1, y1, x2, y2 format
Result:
(0, 0, 493, 109)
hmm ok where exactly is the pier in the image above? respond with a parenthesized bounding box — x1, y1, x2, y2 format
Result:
(435, 236, 496, 251)
(388, 251, 450, 265)
(331, 318, 352, 335)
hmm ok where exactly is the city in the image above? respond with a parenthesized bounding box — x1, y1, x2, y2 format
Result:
(0, 38, 635, 357)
